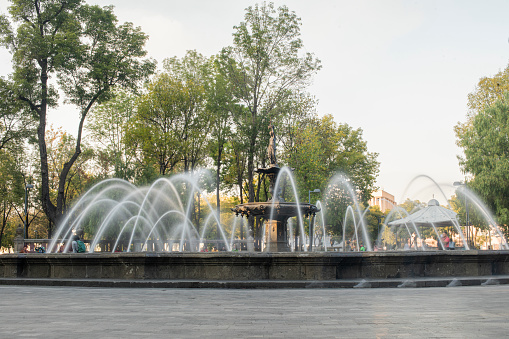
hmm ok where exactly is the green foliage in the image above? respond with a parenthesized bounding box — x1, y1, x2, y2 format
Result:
(449, 193, 488, 229)
(381, 224, 396, 248)
(45, 127, 95, 212)
(0, 77, 35, 151)
(283, 114, 380, 236)
(466, 64, 509, 118)
(0, 1, 383, 241)
(0, 0, 155, 230)
(398, 199, 426, 214)
(163, 51, 211, 172)
(456, 94, 509, 236)
(128, 51, 211, 177)
(288, 114, 379, 204)
(218, 1, 321, 202)
(127, 73, 186, 175)
(364, 206, 385, 244)
(59, 5, 156, 108)
(86, 90, 136, 180)
(0, 149, 25, 248)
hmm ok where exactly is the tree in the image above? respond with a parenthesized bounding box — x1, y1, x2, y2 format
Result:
(0, 78, 34, 152)
(396, 199, 426, 214)
(455, 94, 509, 237)
(466, 65, 509, 118)
(127, 73, 185, 176)
(0, 149, 24, 248)
(218, 2, 321, 204)
(278, 114, 379, 238)
(0, 76, 36, 244)
(45, 127, 94, 216)
(128, 51, 211, 179)
(86, 90, 137, 180)
(365, 206, 385, 245)
(0, 1, 155, 232)
(285, 114, 379, 209)
(163, 51, 211, 173)
(206, 60, 237, 219)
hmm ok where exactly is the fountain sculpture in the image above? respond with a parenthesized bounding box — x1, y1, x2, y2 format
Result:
(231, 124, 320, 251)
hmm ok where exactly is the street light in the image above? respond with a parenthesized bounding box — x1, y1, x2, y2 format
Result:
(24, 184, 34, 239)
(453, 181, 469, 247)
(308, 189, 321, 251)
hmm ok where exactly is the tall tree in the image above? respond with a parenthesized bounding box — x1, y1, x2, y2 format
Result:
(86, 90, 136, 180)
(284, 114, 380, 237)
(218, 2, 321, 204)
(285, 114, 379, 204)
(163, 50, 211, 173)
(455, 94, 509, 237)
(128, 72, 206, 176)
(0, 1, 155, 231)
(128, 51, 211, 178)
(466, 65, 509, 118)
(206, 60, 237, 218)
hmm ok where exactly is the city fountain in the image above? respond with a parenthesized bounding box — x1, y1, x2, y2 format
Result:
(231, 124, 319, 252)
(2, 127, 509, 286)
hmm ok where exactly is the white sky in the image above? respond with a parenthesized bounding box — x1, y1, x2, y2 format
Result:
(1, 0, 508, 205)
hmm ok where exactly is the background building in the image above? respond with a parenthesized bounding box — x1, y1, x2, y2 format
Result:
(369, 190, 396, 212)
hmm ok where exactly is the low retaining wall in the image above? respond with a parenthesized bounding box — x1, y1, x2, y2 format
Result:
(1, 251, 509, 281)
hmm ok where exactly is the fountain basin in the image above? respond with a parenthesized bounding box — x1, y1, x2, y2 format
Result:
(2, 251, 509, 282)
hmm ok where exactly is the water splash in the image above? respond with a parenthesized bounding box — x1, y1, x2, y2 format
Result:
(48, 173, 232, 253)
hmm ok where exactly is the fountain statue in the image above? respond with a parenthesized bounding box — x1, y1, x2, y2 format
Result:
(231, 123, 320, 252)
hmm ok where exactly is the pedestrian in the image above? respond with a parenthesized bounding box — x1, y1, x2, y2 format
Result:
(404, 239, 411, 250)
(71, 235, 80, 253)
(441, 232, 450, 250)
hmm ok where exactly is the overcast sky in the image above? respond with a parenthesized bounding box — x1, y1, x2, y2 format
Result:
(1, 0, 508, 205)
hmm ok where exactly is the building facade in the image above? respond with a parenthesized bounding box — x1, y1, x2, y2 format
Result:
(369, 190, 396, 213)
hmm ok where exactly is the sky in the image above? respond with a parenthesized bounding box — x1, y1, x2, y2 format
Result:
(1, 0, 508, 205)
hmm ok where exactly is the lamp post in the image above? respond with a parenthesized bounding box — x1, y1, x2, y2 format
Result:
(377, 215, 385, 249)
(24, 184, 34, 239)
(453, 181, 469, 247)
(308, 189, 321, 251)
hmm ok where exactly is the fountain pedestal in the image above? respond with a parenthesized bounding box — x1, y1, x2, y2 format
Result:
(265, 219, 290, 252)
(231, 126, 320, 252)
(232, 200, 318, 252)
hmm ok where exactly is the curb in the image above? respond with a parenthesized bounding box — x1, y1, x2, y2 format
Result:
(1, 276, 509, 289)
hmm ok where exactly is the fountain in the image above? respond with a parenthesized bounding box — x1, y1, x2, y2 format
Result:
(2, 127, 509, 287)
(231, 124, 319, 252)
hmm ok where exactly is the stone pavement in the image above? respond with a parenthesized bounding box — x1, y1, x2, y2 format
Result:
(1, 284, 508, 338)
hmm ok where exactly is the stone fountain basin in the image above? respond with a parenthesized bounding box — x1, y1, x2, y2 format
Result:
(1, 251, 508, 282)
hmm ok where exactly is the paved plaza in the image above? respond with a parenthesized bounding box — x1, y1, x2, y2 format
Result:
(1, 285, 508, 338)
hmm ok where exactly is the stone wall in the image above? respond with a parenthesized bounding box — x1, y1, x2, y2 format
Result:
(1, 251, 508, 281)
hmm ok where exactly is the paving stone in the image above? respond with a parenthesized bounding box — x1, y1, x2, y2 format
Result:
(1, 285, 509, 338)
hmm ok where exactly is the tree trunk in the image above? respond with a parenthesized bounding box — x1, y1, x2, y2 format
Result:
(38, 61, 58, 230)
(0, 202, 7, 247)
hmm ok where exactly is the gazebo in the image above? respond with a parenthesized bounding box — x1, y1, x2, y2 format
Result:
(388, 199, 457, 227)
(387, 199, 464, 250)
